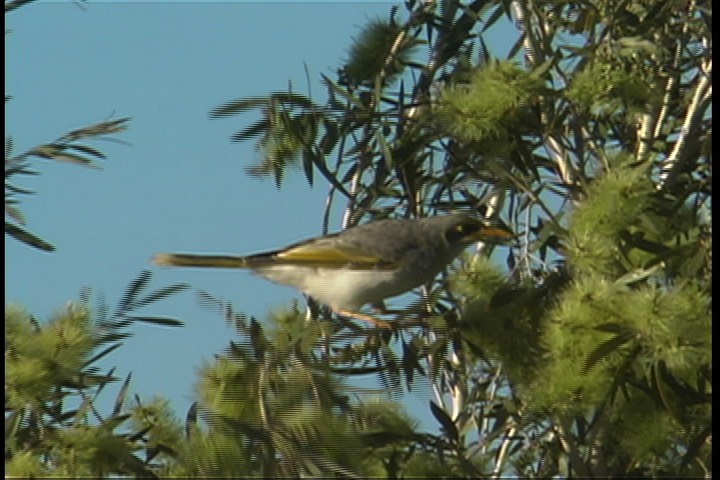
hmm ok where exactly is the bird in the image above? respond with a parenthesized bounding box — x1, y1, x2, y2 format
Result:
(152, 213, 514, 324)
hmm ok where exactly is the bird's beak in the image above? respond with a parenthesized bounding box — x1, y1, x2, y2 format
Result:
(476, 224, 516, 245)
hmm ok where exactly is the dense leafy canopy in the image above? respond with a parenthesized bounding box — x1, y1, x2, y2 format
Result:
(6, 0, 711, 477)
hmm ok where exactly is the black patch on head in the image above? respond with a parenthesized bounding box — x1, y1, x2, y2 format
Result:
(444, 219, 482, 243)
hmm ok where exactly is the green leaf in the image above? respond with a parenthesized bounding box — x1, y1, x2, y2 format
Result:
(308, 151, 352, 200)
(5, 0, 40, 14)
(582, 332, 636, 374)
(480, 3, 509, 33)
(41, 150, 101, 168)
(231, 119, 270, 142)
(592, 322, 631, 334)
(613, 262, 665, 288)
(5, 222, 55, 251)
(210, 91, 316, 118)
(83, 343, 122, 367)
(321, 74, 365, 108)
(185, 402, 198, 439)
(376, 129, 394, 170)
(401, 340, 422, 391)
(210, 96, 269, 118)
(5, 204, 25, 225)
(680, 424, 712, 472)
(132, 283, 190, 309)
(68, 143, 107, 160)
(74, 395, 93, 424)
(301, 144, 315, 187)
(319, 119, 339, 155)
(90, 366, 118, 401)
(126, 315, 184, 327)
(61, 117, 129, 141)
(95, 331, 132, 344)
(429, 401, 458, 444)
(117, 270, 152, 313)
(112, 373, 132, 417)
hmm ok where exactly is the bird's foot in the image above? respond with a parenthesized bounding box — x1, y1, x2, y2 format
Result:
(336, 309, 392, 329)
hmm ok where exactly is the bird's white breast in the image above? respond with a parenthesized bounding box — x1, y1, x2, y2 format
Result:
(251, 265, 403, 310)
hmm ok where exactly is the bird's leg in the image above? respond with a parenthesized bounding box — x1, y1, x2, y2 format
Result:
(335, 308, 392, 329)
(336, 302, 431, 329)
(375, 302, 430, 321)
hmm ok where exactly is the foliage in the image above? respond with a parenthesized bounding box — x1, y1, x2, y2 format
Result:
(5, 272, 188, 478)
(7, 0, 711, 477)
(204, 0, 710, 477)
(433, 60, 547, 145)
(5, 112, 130, 251)
(5, 0, 128, 251)
(344, 15, 421, 87)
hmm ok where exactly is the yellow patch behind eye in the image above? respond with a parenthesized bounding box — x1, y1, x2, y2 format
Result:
(277, 244, 397, 270)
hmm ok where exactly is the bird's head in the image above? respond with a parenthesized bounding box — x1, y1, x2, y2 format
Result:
(424, 214, 516, 251)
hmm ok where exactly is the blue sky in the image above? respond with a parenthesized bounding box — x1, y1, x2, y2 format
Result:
(6, 1, 513, 433)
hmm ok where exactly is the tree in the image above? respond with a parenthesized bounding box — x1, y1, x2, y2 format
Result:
(5, 272, 189, 478)
(190, 0, 711, 477)
(7, 0, 711, 477)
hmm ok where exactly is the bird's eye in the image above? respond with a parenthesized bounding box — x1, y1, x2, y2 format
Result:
(445, 221, 480, 242)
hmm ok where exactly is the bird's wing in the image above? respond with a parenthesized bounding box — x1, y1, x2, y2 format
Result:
(248, 242, 399, 270)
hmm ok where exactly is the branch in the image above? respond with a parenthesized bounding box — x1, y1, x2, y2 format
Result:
(555, 415, 591, 477)
(491, 423, 517, 479)
(657, 58, 712, 190)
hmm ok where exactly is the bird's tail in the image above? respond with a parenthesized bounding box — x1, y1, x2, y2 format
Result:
(152, 253, 248, 269)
